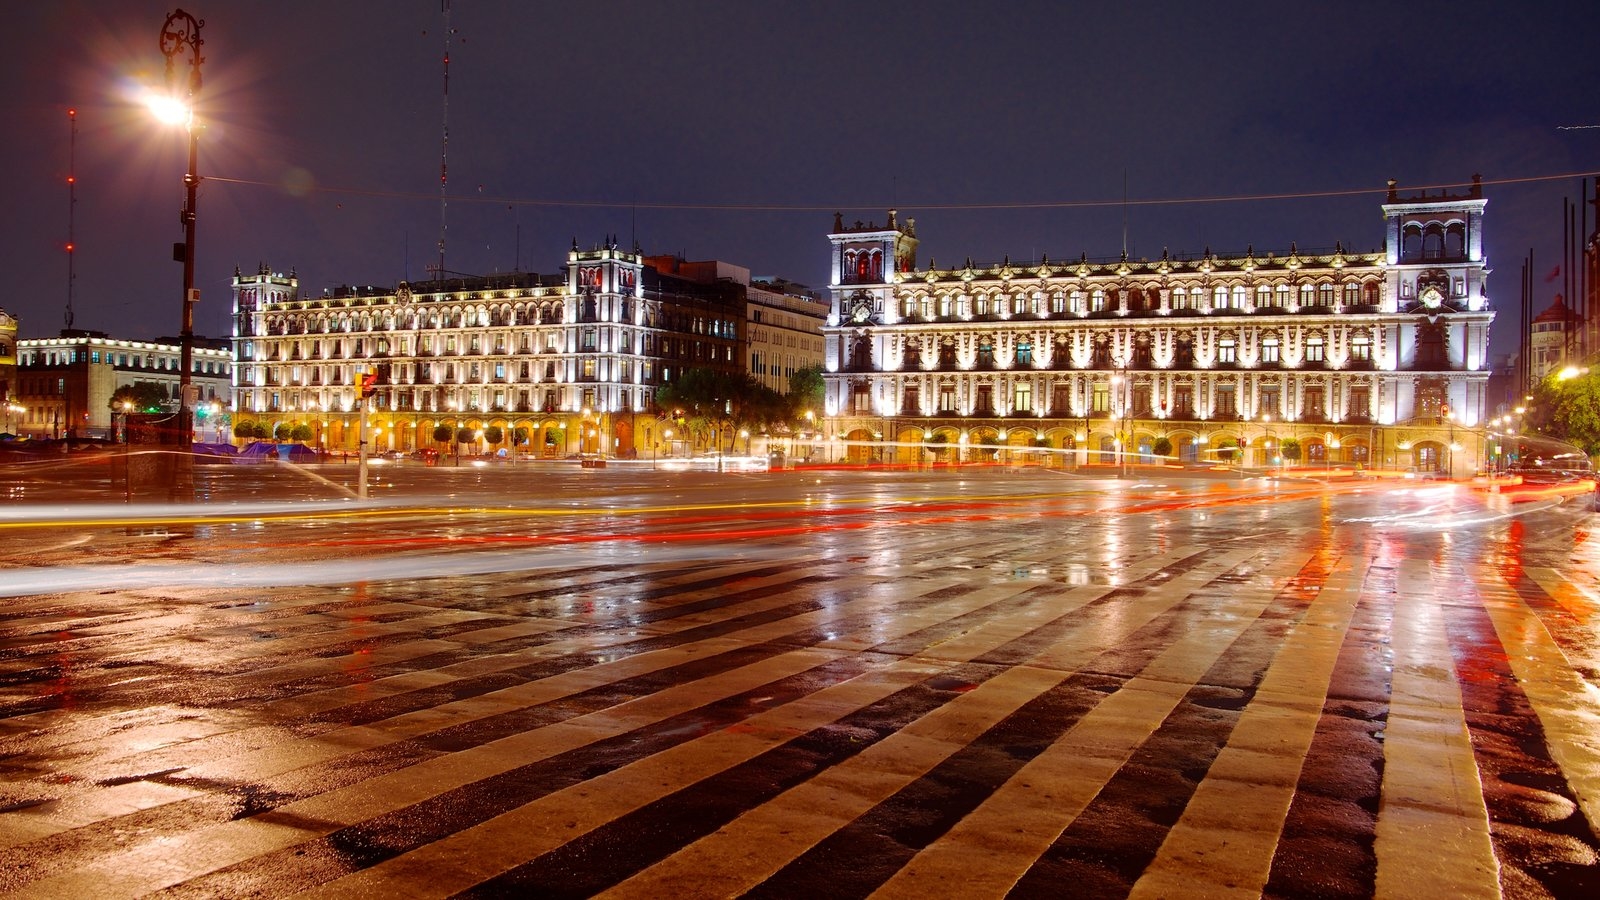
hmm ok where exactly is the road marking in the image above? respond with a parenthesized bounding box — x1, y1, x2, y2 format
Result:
(1372, 558, 1498, 899)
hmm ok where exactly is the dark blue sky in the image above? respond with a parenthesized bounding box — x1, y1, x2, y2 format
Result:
(3, 1, 1595, 362)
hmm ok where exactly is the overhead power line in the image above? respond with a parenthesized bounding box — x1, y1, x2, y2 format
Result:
(202, 169, 1600, 215)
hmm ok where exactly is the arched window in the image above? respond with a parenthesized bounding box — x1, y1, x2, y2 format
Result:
(1092, 290, 1107, 312)
(1423, 225, 1445, 260)
(1257, 285, 1273, 308)
(1231, 286, 1248, 309)
(1213, 285, 1229, 309)
(1402, 226, 1423, 262)
(1276, 284, 1291, 307)
(1171, 287, 1187, 309)
(1317, 283, 1335, 306)
(1344, 283, 1362, 306)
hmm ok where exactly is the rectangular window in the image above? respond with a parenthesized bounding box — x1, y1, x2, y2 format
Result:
(1261, 341, 1280, 363)
(1174, 385, 1194, 417)
(1351, 339, 1372, 362)
(1218, 341, 1237, 363)
(1306, 340, 1325, 362)
(938, 385, 957, 412)
(1092, 384, 1111, 413)
(1014, 382, 1032, 413)
(1260, 387, 1281, 417)
(1349, 386, 1370, 418)
(1216, 385, 1237, 417)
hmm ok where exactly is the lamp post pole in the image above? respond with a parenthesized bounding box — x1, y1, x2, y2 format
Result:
(159, 9, 203, 457)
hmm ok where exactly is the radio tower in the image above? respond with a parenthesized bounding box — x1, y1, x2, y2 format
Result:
(435, 0, 452, 281)
(65, 107, 78, 329)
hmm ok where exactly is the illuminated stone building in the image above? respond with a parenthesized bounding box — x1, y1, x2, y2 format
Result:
(821, 179, 1495, 476)
(0, 306, 16, 431)
(12, 330, 232, 441)
(231, 240, 800, 456)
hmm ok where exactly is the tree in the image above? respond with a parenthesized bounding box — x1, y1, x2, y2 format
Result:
(432, 424, 453, 445)
(274, 422, 293, 441)
(512, 426, 529, 448)
(1215, 437, 1237, 461)
(1152, 436, 1173, 458)
(788, 365, 825, 420)
(483, 425, 504, 449)
(251, 422, 271, 440)
(1279, 438, 1302, 462)
(290, 423, 313, 442)
(234, 420, 258, 440)
(657, 368, 786, 453)
(1529, 370, 1600, 456)
(455, 425, 474, 445)
(108, 381, 169, 414)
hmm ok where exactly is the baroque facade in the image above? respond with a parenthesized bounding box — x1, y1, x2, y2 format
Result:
(822, 179, 1495, 475)
(231, 241, 823, 456)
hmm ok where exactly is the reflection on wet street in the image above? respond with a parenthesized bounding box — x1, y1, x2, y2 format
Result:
(1, 464, 1598, 897)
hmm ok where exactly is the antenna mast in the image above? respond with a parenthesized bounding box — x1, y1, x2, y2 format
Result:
(435, 0, 452, 280)
(65, 108, 78, 329)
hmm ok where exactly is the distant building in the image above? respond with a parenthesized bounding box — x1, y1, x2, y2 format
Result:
(640, 256, 827, 393)
(13, 330, 232, 440)
(822, 179, 1495, 476)
(1528, 295, 1583, 381)
(231, 240, 815, 456)
(0, 306, 16, 433)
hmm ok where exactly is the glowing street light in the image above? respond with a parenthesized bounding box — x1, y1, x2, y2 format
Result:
(154, 8, 204, 461)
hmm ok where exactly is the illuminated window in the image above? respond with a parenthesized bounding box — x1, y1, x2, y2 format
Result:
(1213, 286, 1229, 309)
(1344, 283, 1361, 306)
(1231, 286, 1248, 309)
(1171, 287, 1187, 309)
(1276, 284, 1291, 307)
(1261, 338, 1280, 363)
(1300, 283, 1315, 306)
(1351, 335, 1372, 361)
(1092, 290, 1107, 312)
(1256, 285, 1272, 307)
(938, 384, 957, 412)
(1015, 341, 1033, 367)
(1318, 283, 1335, 306)
(1014, 382, 1032, 413)
(1306, 338, 1325, 362)
(1051, 292, 1066, 314)
(1218, 339, 1237, 363)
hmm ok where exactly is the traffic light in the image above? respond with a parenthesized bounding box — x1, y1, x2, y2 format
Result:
(360, 371, 378, 399)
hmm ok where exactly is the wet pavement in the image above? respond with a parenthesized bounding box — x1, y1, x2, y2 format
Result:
(2, 458, 1599, 897)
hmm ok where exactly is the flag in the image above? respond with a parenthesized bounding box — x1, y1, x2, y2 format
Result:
(1545, 264, 1561, 283)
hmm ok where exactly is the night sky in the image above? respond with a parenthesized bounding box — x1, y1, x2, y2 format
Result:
(3, 1, 1596, 363)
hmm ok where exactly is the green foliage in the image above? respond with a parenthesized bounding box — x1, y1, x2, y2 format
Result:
(433, 424, 454, 444)
(657, 368, 787, 452)
(252, 422, 272, 439)
(108, 381, 169, 413)
(483, 425, 504, 446)
(455, 426, 475, 444)
(512, 426, 530, 446)
(1214, 437, 1237, 460)
(290, 423, 313, 442)
(1279, 437, 1302, 461)
(273, 422, 293, 441)
(1530, 371, 1600, 456)
(233, 420, 257, 439)
(788, 365, 825, 418)
(1151, 436, 1173, 457)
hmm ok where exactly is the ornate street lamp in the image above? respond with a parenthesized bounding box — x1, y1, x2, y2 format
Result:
(156, 9, 203, 453)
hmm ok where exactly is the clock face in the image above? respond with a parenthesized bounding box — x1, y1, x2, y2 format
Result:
(1420, 286, 1443, 308)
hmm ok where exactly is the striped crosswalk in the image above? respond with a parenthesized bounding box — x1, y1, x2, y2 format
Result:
(3, 498, 1600, 898)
